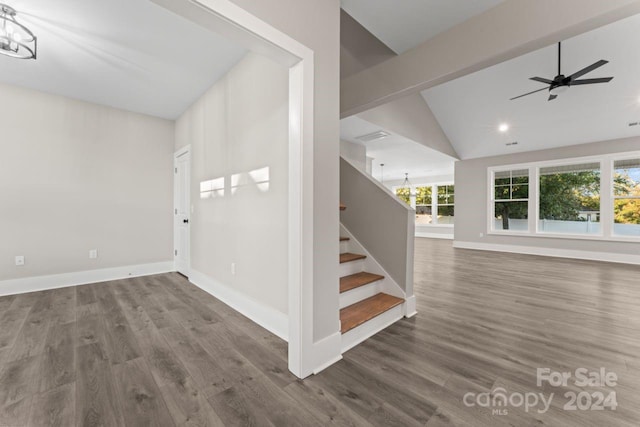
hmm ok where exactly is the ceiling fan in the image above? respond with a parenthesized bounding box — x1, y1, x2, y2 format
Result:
(510, 42, 613, 101)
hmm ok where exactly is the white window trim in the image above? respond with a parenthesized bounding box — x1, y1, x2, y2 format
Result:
(393, 181, 455, 227)
(487, 151, 640, 242)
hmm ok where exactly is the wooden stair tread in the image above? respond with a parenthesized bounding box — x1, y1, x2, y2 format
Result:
(340, 253, 366, 263)
(340, 203, 346, 211)
(340, 272, 384, 293)
(340, 236, 350, 242)
(340, 293, 404, 334)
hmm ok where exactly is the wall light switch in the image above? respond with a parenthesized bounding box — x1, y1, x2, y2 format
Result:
(89, 249, 98, 259)
(15, 256, 25, 266)
(231, 262, 236, 275)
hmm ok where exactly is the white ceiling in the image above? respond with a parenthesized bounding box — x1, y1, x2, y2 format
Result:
(0, 0, 247, 119)
(423, 12, 640, 160)
(341, 116, 456, 182)
(341, 0, 504, 54)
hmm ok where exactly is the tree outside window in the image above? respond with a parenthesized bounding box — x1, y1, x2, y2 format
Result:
(613, 159, 640, 236)
(437, 185, 454, 224)
(494, 169, 528, 231)
(415, 186, 432, 224)
(538, 163, 600, 235)
(395, 187, 411, 205)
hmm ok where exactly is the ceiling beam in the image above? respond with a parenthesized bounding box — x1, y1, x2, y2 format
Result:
(340, 0, 640, 118)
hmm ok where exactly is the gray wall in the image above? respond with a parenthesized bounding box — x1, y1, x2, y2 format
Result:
(455, 136, 640, 255)
(175, 52, 289, 314)
(340, 158, 414, 291)
(0, 83, 174, 281)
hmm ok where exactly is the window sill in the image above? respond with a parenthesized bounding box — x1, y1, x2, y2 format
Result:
(487, 230, 640, 243)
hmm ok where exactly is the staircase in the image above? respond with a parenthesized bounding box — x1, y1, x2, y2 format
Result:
(338, 203, 405, 352)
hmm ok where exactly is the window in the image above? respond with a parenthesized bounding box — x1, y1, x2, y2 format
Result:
(613, 158, 640, 236)
(415, 186, 432, 224)
(538, 162, 600, 235)
(393, 182, 454, 226)
(488, 152, 640, 241)
(395, 187, 410, 205)
(437, 185, 454, 224)
(493, 169, 529, 231)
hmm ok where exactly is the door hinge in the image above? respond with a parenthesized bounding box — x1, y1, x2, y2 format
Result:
(174, 249, 178, 256)
(175, 167, 178, 173)
(175, 209, 178, 215)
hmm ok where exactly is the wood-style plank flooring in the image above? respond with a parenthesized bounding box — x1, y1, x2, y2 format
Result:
(1, 238, 640, 426)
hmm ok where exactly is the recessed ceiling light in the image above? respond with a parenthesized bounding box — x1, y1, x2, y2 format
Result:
(498, 123, 509, 133)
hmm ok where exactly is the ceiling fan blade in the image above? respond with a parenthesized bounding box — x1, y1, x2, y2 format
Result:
(568, 60, 608, 80)
(530, 77, 554, 84)
(570, 77, 614, 85)
(510, 86, 549, 100)
(548, 94, 558, 101)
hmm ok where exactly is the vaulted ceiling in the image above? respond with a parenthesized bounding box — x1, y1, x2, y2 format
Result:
(343, 2, 640, 161)
(0, 0, 246, 119)
(341, 0, 504, 54)
(423, 12, 640, 159)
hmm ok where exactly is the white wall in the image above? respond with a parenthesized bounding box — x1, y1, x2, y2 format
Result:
(340, 140, 366, 172)
(175, 52, 289, 314)
(227, 0, 341, 343)
(455, 136, 640, 257)
(0, 83, 174, 282)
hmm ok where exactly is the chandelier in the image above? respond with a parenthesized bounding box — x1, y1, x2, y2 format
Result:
(0, 4, 37, 59)
(402, 173, 415, 196)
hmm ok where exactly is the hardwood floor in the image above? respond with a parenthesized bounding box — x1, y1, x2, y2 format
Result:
(1, 238, 640, 426)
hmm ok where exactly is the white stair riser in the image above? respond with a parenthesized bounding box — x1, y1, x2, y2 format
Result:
(340, 241, 350, 253)
(339, 280, 381, 309)
(341, 304, 404, 353)
(339, 259, 365, 277)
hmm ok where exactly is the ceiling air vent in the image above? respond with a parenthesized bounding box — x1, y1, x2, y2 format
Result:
(355, 130, 390, 143)
(629, 122, 638, 127)
(506, 141, 518, 146)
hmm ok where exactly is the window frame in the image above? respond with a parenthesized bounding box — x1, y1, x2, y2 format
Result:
(487, 151, 640, 242)
(491, 168, 530, 233)
(611, 154, 640, 238)
(392, 181, 455, 227)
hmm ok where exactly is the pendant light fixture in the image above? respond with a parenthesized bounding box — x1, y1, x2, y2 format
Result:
(380, 163, 385, 184)
(402, 173, 415, 196)
(0, 4, 37, 59)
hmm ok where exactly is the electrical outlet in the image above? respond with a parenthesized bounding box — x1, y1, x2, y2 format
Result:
(479, 233, 484, 238)
(15, 256, 25, 266)
(231, 262, 236, 275)
(89, 249, 98, 259)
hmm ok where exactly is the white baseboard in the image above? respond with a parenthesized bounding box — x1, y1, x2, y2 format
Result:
(415, 232, 453, 240)
(188, 269, 288, 342)
(312, 331, 343, 375)
(404, 295, 417, 318)
(453, 241, 640, 265)
(0, 261, 175, 297)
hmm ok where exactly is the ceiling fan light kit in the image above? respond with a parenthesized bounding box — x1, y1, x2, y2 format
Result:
(511, 42, 613, 101)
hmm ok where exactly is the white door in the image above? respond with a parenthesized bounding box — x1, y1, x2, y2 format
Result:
(174, 148, 191, 276)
